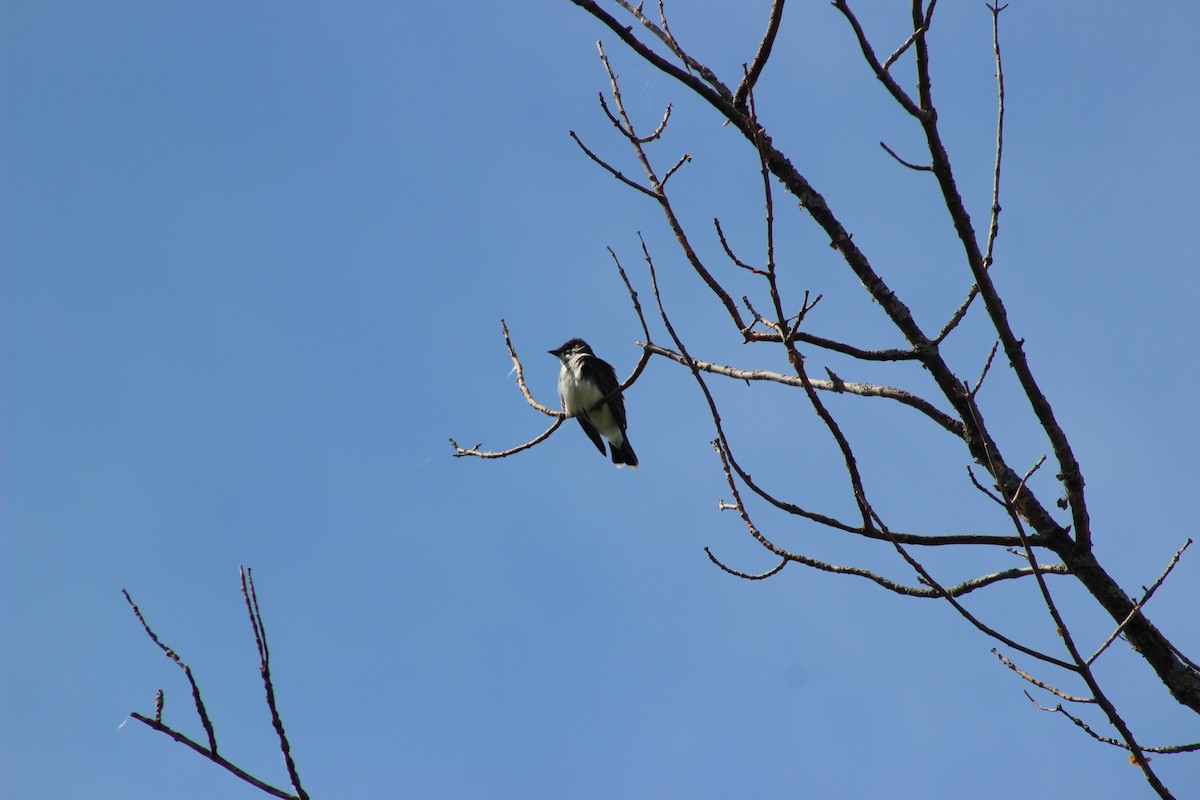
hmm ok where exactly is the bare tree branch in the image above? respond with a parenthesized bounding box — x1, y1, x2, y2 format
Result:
(569, 129, 658, 198)
(240, 568, 308, 800)
(995, 432, 1169, 793)
(993, 649, 1095, 704)
(983, 3, 1007, 270)
(591, 41, 752, 334)
(705, 548, 788, 580)
(639, 101, 673, 143)
(122, 588, 218, 756)
(568, 0, 733, 111)
(523, 7, 1200, 792)
(660, 150, 692, 185)
(934, 283, 979, 345)
(714, 217, 769, 276)
(711, 437, 1069, 600)
(1026, 694, 1200, 755)
(501, 319, 560, 417)
(881, 0, 938, 72)
(748, 328, 921, 360)
(127, 714, 300, 800)
(450, 419, 565, 460)
(734, 0, 786, 109)
(970, 339, 1001, 397)
(642, 342, 964, 437)
(608, 246, 654, 343)
(1087, 539, 1193, 666)
(611, 0, 728, 93)
(124, 572, 307, 800)
(879, 140, 932, 171)
(832, 1, 924, 118)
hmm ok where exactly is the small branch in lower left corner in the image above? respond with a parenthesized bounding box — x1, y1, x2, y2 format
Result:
(123, 570, 307, 800)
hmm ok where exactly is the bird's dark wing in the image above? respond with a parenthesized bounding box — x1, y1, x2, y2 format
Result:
(575, 416, 607, 456)
(581, 355, 626, 429)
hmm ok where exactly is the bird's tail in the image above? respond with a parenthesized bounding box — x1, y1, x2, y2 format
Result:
(610, 439, 638, 469)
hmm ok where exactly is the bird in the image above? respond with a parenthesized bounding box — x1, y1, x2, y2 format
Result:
(549, 338, 638, 468)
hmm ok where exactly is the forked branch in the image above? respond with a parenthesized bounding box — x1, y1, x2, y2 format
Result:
(124, 569, 308, 800)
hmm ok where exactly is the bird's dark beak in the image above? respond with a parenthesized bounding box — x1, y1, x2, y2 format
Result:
(548, 348, 559, 357)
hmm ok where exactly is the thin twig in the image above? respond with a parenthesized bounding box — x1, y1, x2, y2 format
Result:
(500, 319, 559, 417)
(993, 649, 1094, 703)
(832, 1, 923, 117)
(661, 151, 692, 185)
(723, 431, 1033, 547)
(881, 0, 938, 71)
(710, 438, 1067, 597)
(983, 2, 1007, 270)
(971, 339, 1001, 396)
(714, 217, 768, 276)
(643, 342, 964, 438)
(934, 284, 979, 344)
(608, 246, 654, 343)
(705, 549, 788, 580)
(745, 80, 782, 342)
(750, 329, 920, 360)
(735, 0, 786, 109)
(1087, 539, 1193, 666)
(128, 714, 300, 800)
(786, 291, 822, 342)
(936, 2, 1006, 344)
(122, 588, 218, 755)
(879, 141, 932, 171)
(1025, 695, 1200, 755)
(640, 102, 673, 143)
(240, 568, 308, 800)
(569, 130, 657, 199)
(966, 465, 1006, 508)
(450, 418, 565, 459)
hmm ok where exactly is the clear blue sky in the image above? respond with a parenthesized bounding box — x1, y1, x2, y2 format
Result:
(3, 2, 1199, 798)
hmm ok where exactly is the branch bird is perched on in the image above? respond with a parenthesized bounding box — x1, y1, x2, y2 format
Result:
(549, 338, 638, 468)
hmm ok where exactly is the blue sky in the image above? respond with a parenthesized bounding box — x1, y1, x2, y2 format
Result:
(3, 2, 1199, 798)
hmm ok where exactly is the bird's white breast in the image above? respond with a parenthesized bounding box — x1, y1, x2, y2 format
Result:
(558, 357, 603, 416)
(558, 355, 624, 445)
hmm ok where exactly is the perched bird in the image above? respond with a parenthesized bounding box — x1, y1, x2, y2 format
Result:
(549, 338, 638, 468)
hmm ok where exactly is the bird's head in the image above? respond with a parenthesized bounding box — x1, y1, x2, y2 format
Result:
(549, 338, 593, 362)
